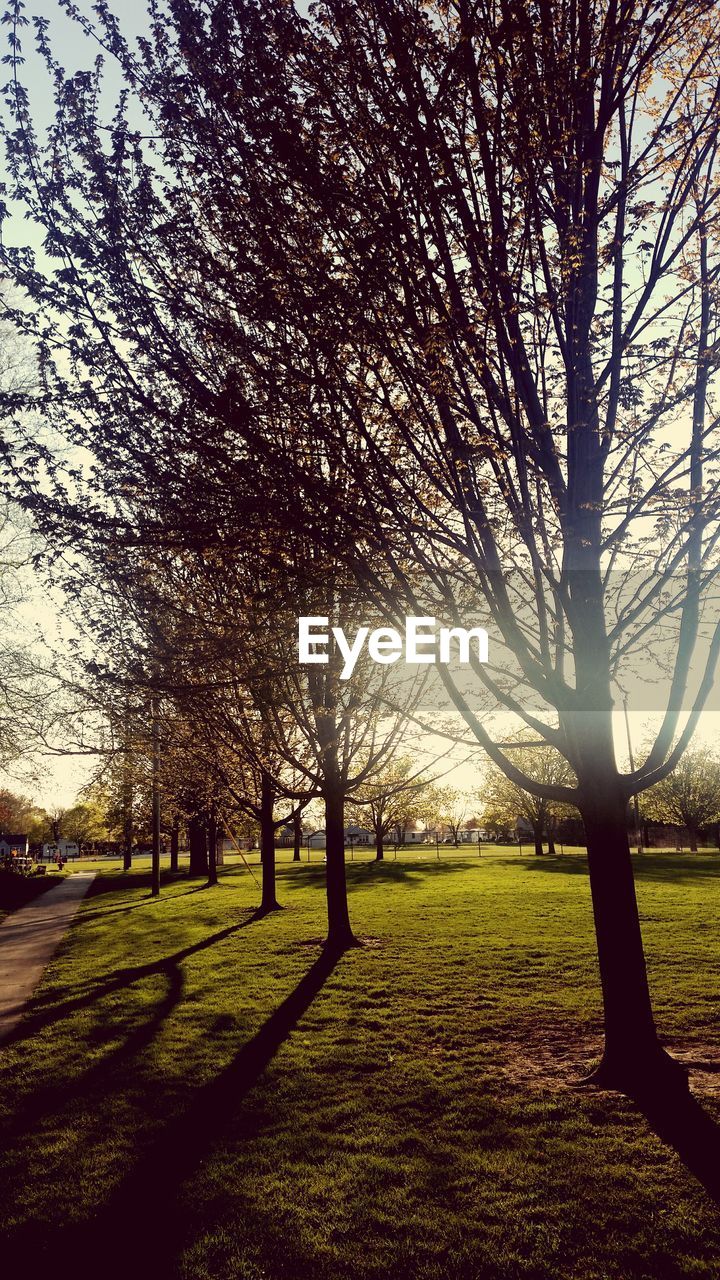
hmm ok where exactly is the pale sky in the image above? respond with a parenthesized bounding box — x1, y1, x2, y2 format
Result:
(2, 3, 718, 811)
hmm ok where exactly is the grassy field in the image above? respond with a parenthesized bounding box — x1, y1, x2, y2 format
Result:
(1, 853, 719, 1279)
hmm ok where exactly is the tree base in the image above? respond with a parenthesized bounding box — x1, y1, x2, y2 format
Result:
(257, 900, 283, 916)
(578, 1043, 689, 1101)
(324, 930, 360, 956)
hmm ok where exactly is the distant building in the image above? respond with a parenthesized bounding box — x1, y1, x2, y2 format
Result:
(306, 827, 373, 849)
(0, 832, 29, 859)
(344, 825, 373, 846)
(42, 839, 79, 860)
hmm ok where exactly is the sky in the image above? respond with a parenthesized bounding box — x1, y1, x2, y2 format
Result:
(0, 2, 150, 807)
(1, 3, 718, 811)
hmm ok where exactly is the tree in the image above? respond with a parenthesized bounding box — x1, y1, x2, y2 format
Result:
(61, 797, 109, 850)
(0, 786, 40, 834)
(347, 756, 438, 860)
(481, 740, 576, 857)
(161, 0, 719, 1097)
(435, 788, 469, 848)
(4, 0, 720, 1096)
(214, 580, 426, 944)
(645, 746, 720, 852)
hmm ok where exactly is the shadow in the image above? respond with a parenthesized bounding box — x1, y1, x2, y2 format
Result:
(78, 870, 219, 913)
(524, 854, 720, 885)
(279, 858, 474, 894)
(639, 1090, 720, 1207)
(0, 908, 263, 1051)
(73, 883, 212, 927)
(0, 874, 65, 914)
(2, 943, 345, 1278)
(1, 964, 185, 1141)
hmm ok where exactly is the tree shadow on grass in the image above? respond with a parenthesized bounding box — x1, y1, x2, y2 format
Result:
(279, 858, 474, 894)
(0, 907, 263, 1052)
(2, 943, 345, 1279)
(524, 854, 720, 884)
(1, 963, 185, 1143)
(74, 885, 211, 927)
(639, 1089, 720, 1207)
(76, 869, 219, 916)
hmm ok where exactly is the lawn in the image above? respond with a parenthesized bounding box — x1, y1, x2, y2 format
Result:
(1, 854, 719, 1279)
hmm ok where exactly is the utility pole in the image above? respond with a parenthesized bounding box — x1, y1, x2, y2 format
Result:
(151, 693, 161, 897)
(122, 697, 133, 872)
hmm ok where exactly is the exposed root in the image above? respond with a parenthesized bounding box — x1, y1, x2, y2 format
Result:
(578, 1046, 689, 1101)
(495, 1018, 720, 1097)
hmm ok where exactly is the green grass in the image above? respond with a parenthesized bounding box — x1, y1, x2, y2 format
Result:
(1, 854, 720, 1279)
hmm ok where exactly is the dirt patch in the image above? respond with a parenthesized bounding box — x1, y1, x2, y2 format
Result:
(496, 1020, 602, 1090)
(495, 1019, 720, 1096)
(665, 1044, 720, 1097)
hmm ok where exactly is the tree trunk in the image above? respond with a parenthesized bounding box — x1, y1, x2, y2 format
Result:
(260, 770, 280, 912)
(207, 814, 218, 886)
(151, 696, 161, 898)
(293, 808, 302, 862)
(324, 776, 356, 950)
(375, 823, 384, 861)
(170, 817, 179, 872)
(579, 783, 686, 1097)
(122, 811, 133, 873)
(689, 826, 698, 853)
(565, 528, 686, 1095)
(188, 815, 208, 877)
(547, 825, 556, 857)
(532, 822, 544, 856)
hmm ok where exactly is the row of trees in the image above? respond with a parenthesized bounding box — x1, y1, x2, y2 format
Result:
(0, 785, 113, 846)
(1, 0, 719, 1099)
(14, 719, 716, 866)
(484, 743, 720, 855)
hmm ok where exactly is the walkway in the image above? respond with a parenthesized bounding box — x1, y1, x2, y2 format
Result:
(0, 872, 96, 1042)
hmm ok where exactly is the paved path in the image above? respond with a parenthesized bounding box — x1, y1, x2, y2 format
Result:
(0, 872, 96, 1042)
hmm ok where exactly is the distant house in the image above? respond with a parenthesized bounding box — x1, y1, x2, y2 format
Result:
(401, 828, 430, 844)
(344, 825, 372, 846)
(307, 827, 373, 849)
(0, 832, 29, 859)
(42, 839, 79, 860)
(277, 826, 295, 848)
